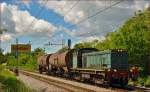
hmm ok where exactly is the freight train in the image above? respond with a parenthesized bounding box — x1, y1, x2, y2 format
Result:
(37, 48, 139, 86)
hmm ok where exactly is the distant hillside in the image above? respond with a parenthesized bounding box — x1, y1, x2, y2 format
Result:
(74, 9, 150, 75)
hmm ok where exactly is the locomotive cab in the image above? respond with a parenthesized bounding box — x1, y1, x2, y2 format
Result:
(106, 49, 129, 86)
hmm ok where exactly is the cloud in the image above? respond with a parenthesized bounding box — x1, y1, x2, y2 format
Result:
(144, 2, 150, 9)
(0, 3, 57, 39)
(21, 0, 31, 8)
(1, 33, 12, 42)
(80, 36, 105, 42)
(39, 0, 149, 38)
(38, 0, 86, 24)
(1, 1, 149, 53)
(22, 0, 30, 5)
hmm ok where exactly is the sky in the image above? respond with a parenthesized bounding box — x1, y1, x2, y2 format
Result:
(0, 0, 150, 54)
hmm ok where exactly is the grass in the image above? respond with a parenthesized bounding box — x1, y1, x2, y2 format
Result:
(0, 65, 34, 92)
(128, 76, 150, 87)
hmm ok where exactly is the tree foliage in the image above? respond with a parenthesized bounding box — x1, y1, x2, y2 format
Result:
(57, 46, 69, 53)
(6, 48, 45, 70)
(74, 40, 98, 49)
(0, 51, 6, 64)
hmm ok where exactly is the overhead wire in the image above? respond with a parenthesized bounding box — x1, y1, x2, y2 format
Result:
(22, 0, 123, 50)
(44, 0, 124, 45)
(44, 0, 81, 45)
(71, 0, 123, 29)
(69, 0, 124, 37)
(11, 0, 48, 46)
(24, 0, 48, 44)
(26, 0, 48, 33)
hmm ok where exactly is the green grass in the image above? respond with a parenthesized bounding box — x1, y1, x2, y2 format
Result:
(128, 76, 150, 87)
(0, 65, 34, 92)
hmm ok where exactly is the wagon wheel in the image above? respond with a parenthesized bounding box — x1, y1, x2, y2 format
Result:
(120, 78, 128, 87)
(39, 65, 42, 74)
(47, 64, 52, 75)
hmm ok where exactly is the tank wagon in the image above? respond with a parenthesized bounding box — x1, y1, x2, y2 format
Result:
(49, 48, 98, 75)
(37, 48, 132, 86)
(48, 50, 73, 75)
(37, 54, 51, 73)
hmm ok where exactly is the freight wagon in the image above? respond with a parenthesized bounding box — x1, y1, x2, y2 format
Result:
(38, 54, 51, 73)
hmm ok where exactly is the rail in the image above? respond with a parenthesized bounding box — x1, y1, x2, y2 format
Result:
(9, 67, 150, 92)
(19, 70, 115, 92)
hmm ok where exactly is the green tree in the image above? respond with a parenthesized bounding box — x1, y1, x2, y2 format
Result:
(57, 46, 68, 53)
(6, 48, 45, 70)
(31, 48, 45, 58)
(0, 51, 6, 64)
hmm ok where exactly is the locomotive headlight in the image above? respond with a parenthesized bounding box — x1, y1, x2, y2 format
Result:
(114, 69, 117, 72)
(108, 69, 111, 72)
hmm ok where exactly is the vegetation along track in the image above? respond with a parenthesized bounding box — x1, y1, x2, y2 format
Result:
(18, 70, 136, 92)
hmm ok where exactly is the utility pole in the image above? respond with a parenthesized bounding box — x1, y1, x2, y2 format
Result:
(0, 30, 1, 51)
(14, 38, 19, 76)
(28, 40, 31, 56)
(148, 4, 150, 75)
(0, 35, 1, 52)
(16, 38, 18, 69)
(0, 29, 7, 52)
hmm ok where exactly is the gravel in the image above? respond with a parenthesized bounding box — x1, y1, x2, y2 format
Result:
(17, 74, 69, 92)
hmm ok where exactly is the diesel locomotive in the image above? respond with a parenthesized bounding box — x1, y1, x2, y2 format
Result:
(37, 48, 138, 86)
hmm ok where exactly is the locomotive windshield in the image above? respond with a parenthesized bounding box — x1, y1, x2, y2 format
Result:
(111, 50, 128, 70)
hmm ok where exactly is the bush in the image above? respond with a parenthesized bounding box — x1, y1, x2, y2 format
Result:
(129, 76, 150, 87)
(145, 76, 150, 87)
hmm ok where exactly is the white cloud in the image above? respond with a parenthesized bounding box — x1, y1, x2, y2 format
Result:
(39, 0, 149, 38)
(1, 1, 149, 53)
(133, 0, 149, 10)
(1, 34, 12, 42)
(145, 3, 150, 9)
(81, 36, 105, 42)
(0, 3, 57, 38)
(39, 0, 86, 24)
(22, 0, 30, 6)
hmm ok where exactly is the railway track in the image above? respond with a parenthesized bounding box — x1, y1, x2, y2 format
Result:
(18, 70, 138, 92)
(134, 86, 150, 92)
